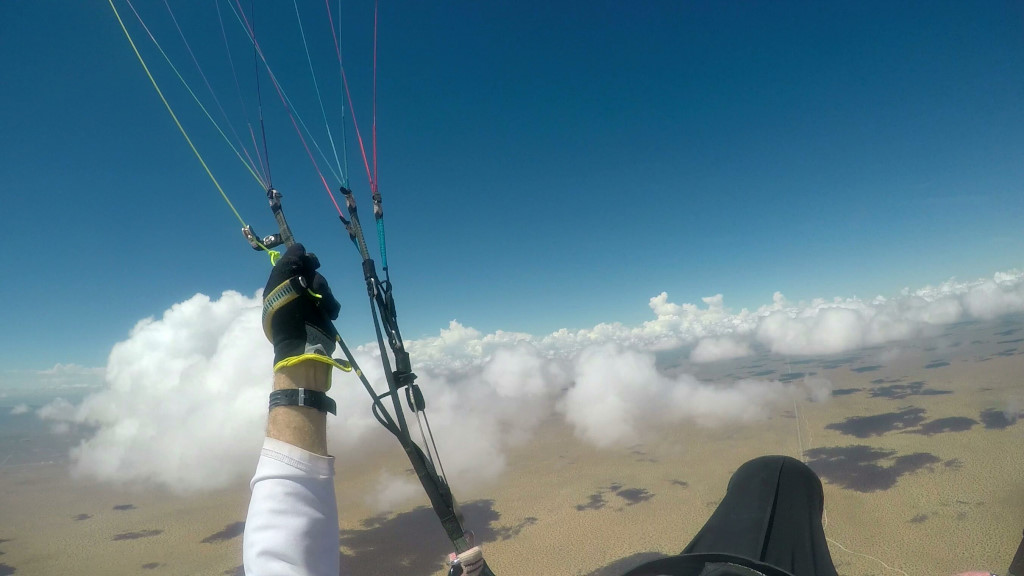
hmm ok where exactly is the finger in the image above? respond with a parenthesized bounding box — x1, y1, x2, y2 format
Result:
(281, 243, 306, 261)
(273, 243, 307, 276)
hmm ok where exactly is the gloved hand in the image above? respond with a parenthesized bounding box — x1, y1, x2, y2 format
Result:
(262, 244, 348, 375)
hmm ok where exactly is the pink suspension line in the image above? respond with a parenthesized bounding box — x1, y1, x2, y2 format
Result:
(233, 0, 344, 216)
(324, 0, 377, 194)
(162, 0, 267, 187)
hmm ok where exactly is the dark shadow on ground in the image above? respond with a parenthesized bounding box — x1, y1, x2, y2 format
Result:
(852, 365, 882, 373)
(805, 445, 941, 492)
(113, 504, 135, 511)
(906, 417, 977, 436)
(578, 484, 655, 511)
(583, 552, 671, 576)
(0, 563, 13, 576)
(72, 514, 91, 521)
(826, 407, 927, 437)
(778, 372, 805, 382)
(924, 361, 950, 369)
(142, 562, 161, 570)
(202, 521, 245, 544)
(492, 517, 537, 540)
(819, 356, 863, 370)
(832, 388, 862, 396)
(980, 408, 1021, 429)
(869, 381, 952, 400)
(751, 370, 776, 377)
(617, 488, 654, 505)
(909, 514, 928, 523)
(576, 492, 607, 511)
(338, 500, 501, 576)
(113, 529, 163, 541)
(222, 565, 244, 576)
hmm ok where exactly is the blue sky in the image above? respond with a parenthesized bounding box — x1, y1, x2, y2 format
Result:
(2, 1, 1023, 374)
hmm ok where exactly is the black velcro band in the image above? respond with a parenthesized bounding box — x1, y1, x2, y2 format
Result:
(269, 388, 337, 415)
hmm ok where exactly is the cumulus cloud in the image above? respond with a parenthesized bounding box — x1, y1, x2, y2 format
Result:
(690, 336, 752, 363)
(962, 280, 1024, 320)
(33, 266, 1024, 498)
(37, 397, 75, 420)
(2, 363, 106, 393)
(39, 291, 271, 493)
(562, 344, 790, 447)
(802, 376, 833, 404)
(37, 363, 105, 378)
(367, 472, 423, 513)
(33, 293, 570, 498)
(406, 343, 570, 490)
(10, 404, 29, 415)
(407, 269, 1024, 368)
(751, 272, 1024, 355)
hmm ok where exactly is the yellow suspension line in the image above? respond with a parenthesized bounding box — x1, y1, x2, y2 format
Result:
(126, 0, 267, 189)
(109, 0, 247, 228)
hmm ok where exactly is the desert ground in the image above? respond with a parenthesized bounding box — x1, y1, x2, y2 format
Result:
(1, 317, 1022, 576)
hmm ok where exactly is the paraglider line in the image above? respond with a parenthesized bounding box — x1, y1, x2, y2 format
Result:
(251, 0, 274, 187)
(791, 394, 908, 576)
(123, 0, 265, 188)
(372, 0, 379, 191)
(293, 0, 345, 183)
(229, 0, 345, 202)
(217, 0, 270, 185)
(109, 0, 247, 228)
(162, 0, 264, 188)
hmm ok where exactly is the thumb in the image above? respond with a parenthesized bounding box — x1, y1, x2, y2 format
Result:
(311, 273, 340, 321)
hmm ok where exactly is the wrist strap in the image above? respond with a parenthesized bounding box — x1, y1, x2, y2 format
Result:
(269, 388, 337, 415)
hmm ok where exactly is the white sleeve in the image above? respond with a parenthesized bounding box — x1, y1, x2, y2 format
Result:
(243, 437, 340, 576)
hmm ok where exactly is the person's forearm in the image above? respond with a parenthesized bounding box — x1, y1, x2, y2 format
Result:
(267, 363, 331, 456)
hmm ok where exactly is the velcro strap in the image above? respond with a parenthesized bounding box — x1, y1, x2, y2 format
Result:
(268, 388, 337, 415)
(262, 276, 304, 339)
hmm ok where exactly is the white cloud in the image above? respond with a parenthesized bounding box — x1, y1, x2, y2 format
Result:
(33, 267, 1024, 495)
(561, 344, 788, 447)
(10, 404, 29, 415)
(367, 472, 423, 513)
(962, 280, 1024, 320)
(403, 269, 1024, 368)
(690, 336, 752, 363)
(37, 363, 105, 378)
(38, 397, 75, 420)
(1, 363, 106, 393)
(39, 291, 271, 493)
(802, 376, 833, 404)
(405, 343, 570, 491)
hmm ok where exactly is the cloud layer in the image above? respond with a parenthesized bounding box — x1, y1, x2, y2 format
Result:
(35, 268, 1024, 504)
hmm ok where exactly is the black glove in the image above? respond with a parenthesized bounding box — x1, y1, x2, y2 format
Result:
(262, 244, 348, 373)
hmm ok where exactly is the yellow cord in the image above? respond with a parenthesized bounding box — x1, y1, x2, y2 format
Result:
(136, 12, 267, 189)
(109, 0, 246, 227)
